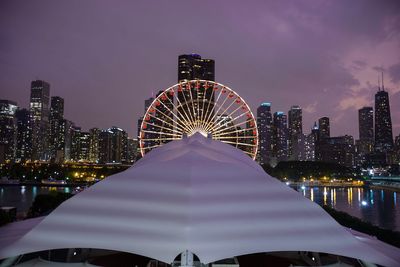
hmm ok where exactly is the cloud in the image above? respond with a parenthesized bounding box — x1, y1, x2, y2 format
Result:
(373, 66, 386, 72)
(304, 102, 317, 114)
(388, 63, 400, 83)
(352, 60, 367, 71)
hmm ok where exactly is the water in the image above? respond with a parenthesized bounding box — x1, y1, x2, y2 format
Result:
(1, 185, 400, 232)
(0, 186, 74, 218)
(293, 186, 400, 232)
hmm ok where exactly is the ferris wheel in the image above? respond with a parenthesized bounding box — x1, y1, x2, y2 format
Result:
(139, 80, 258, 159)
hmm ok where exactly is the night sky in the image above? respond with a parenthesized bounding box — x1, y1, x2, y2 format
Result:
(1, 0, 400, 139)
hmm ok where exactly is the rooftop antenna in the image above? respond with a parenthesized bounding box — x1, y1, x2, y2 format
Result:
(381, 71, 385, 91)
(378, 74, 381, 91)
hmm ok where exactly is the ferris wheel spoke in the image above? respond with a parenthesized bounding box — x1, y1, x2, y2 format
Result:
(147, 109, 187, 134)
(163, 90, 196, 133)
(187, 83, 200, 129)
(141, 129, 181, 138)
(179, 85, 198, 129)
(212, 113, 249, 135)
(203, 89, 230, 132)
(141, 144, 164, 151)
(199, 82, 209, 127)
(219, 140, 257, 147)
(158, 98, 195, 133)
(213, 127, 257, 138)
(140, 137, 181, 142)
(141, 121, 183, 136)
(204, 84, 222, 132)
(209, 109, 246, 133)
(205, 96, 238, 133)
(174, 92, 198, 131)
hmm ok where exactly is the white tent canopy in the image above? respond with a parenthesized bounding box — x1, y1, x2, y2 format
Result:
(1, 133, 399, 266)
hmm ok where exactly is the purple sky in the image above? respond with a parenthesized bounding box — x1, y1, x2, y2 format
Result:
(1, 0, 400, 139)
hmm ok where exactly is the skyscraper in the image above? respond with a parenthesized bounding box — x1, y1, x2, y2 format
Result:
(99, 127, 128, 164)
(273, 111, 288, 162)
(30, 80, 50, 161)
(0, 100, 18, 163)
(374, 78, 393, 153)
(257, 103, 273, 165)
(319, 135, 355, 167)
(358, 107, 374, 154)
(288, 106, 302, 160)
(318, 117, 330, 140)
(178, 54, 215, 82)
(89, 127, 101, 163)
(177, 54, 215, 133)
(15, 108, 32, 162)
(49, 96, 65, 162)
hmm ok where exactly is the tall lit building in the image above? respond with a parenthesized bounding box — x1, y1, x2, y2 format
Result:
(177, 55, 215, 131)
(30, 80, 50, 161)
(15, 108, 32, 162)
(319, 135, 355, 167)
(49, 96, 65, 162)
(99, 127, 128, 164)
(0, 100, 18, 162)
(273, 111, 288, 162)
(89, 128, 101, 163)
(63, 120, 75, 161)
(138, 96, 155, 149)
(257, 103, 273, 165)
(357, 107, 374, 155)
(374, 81, 393, 153)
(70, 126, 82, 162)
(127, 138, 138, 164)
(178, 54, 215, 82)
(78, 131, 90, 162)
(318, 117, 330, 140)
(288, 106, 302, 160)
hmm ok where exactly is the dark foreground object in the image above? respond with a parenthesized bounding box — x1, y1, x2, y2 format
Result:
(323, 205, 400, 248)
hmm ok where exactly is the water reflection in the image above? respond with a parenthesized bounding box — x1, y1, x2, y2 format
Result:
(293, 185, 400, 231)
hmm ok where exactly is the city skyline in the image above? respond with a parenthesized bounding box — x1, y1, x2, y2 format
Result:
(1, 1, 400, 138)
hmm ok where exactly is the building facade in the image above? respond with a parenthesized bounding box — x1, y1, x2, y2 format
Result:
(257, 103, 273, 165)
(30, 80, 50, 161)
(288, 106, 302, 161)
(49, 96, 65, 163)
(0, 100, 18, 163)
(272, 111, 288, 162)
(178, 54, 215, 82)
(15, 108, 32, 162)
(374, 88, 393, 153)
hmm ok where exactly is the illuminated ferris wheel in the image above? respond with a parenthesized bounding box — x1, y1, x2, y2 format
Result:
(139, 80, 258, 159)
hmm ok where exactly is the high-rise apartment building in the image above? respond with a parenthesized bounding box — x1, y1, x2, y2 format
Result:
(273, 111, 288, 162)
(257, 103, 273, 165)
(78, 131, 90, 162)
(89, 128, 101, 163)
(288, 106, 302, 160)
(178, 54, 215, 82)
(15, 108, 32, 162)
(30, 80, 50, 161)
(177, 54, 215, 133)
(374, 82, 393, 153)
(99, 127, 128, 164)
(63, 119, 75, 161)
(357, 107, 374, 155)
(319, 135, 355, 167)
(0, 100, 18, 162)
(49, 96, 65, 162)
(318, 117, 330, 140)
